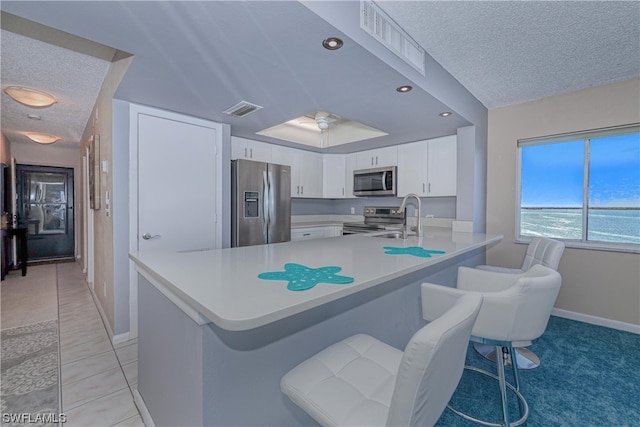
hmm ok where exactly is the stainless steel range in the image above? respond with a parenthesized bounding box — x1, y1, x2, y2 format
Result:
(342, 206, 405, 235)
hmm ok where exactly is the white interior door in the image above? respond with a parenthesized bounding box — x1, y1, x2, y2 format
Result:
(137, 112, 220, 252)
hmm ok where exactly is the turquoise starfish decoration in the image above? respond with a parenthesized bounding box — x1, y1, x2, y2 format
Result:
(383, 246, 446, 258)
(258, 263, 354, 291)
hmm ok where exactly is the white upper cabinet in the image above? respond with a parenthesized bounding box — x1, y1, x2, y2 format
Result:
(397, 141, 428, 196)
(323, 154, 346, 198)
(272, 145, 323, 198)
(355, 146, 398, 170)
(297, 150, 323, 198)
(344, 153, 357, 198)
(397, 135, 457, 197)
(321, 153, 358, 198)
(231, 136, 272, 162)
(427, 135, 457, 197)
(232, 136, 455, 199)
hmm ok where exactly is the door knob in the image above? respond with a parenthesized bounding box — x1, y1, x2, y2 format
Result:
(142, 233, 161, 240)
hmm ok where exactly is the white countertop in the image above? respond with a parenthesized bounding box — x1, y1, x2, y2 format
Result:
(130, 227, 501, 331)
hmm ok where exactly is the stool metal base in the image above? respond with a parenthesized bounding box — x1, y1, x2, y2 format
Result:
(447, 365, 529, 427)
(474, 343, 541, 370)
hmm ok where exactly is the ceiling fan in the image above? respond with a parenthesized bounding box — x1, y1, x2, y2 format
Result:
(294, 111, 345, 147)
(297, 111, 342, 132)
(257, 110, 388, 148)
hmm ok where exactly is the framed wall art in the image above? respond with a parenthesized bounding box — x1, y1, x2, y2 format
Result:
(89, 134, 100, 210)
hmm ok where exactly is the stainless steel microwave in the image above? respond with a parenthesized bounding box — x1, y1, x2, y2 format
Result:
(353, 166, 397, 196)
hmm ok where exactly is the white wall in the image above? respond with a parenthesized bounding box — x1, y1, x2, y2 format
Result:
(487, 78, 640, 327)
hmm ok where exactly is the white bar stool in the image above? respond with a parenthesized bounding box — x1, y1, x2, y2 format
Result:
(422, 264, 562, 427)
(280, 292, 482, 426)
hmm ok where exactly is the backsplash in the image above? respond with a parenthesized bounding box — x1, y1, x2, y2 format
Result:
(291, 196, 456, 218)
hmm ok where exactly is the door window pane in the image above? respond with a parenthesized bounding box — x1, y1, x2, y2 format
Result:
(23, 172, 67, 235)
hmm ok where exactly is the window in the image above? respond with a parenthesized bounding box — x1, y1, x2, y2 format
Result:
(517, 125, 640, 251)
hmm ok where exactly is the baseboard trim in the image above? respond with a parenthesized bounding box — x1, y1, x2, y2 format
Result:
(113, 332, 131, 346)
(88, 285, 114, 339)
(133, 389, 155, 427)
(552, 308, 640, 334)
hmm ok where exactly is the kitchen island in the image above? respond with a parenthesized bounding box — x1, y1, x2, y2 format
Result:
(130, 228, 501, 426)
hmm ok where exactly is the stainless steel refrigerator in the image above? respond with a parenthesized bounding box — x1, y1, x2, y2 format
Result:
(231, 159, 291, 247)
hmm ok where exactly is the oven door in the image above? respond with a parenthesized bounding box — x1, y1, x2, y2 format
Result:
(353, 166, 396, 196)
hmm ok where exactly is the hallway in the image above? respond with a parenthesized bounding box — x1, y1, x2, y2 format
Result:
(1, 262, 143, 426)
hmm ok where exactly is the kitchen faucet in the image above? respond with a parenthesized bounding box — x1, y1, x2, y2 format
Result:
(399, 193, 422, 237)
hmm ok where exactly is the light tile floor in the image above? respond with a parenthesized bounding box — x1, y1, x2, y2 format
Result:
(1, 262, 144, 426)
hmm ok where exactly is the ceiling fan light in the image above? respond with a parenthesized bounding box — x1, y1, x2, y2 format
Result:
(4, 86, 58, 108)
(25, 132, 59, 144)
(316, 119, 330, 130)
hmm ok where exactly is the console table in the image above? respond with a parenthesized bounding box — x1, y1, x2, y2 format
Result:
(1, 227, 27, 280)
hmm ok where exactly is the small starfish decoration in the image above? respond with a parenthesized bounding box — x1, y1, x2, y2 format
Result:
(383, 246, 446, 258)
(258, 263, 354, 291)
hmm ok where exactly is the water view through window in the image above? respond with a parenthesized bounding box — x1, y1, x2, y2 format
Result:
(519, 128, 640, 246)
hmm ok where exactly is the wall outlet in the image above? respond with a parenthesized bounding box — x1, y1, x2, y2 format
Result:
(350, 207, 355, 214)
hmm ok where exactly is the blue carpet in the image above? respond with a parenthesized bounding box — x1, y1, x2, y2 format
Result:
(435, 316, 640, 426)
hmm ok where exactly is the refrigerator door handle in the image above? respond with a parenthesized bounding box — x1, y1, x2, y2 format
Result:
(262, 170, 269, 242)
(268, 170, 276, 234)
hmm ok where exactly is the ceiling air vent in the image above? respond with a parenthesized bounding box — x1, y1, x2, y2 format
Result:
(222, 101, 263, 118)
(360, 0, 425, 76)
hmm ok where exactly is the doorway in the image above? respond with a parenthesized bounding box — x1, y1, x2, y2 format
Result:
(16, 164, 75, 261)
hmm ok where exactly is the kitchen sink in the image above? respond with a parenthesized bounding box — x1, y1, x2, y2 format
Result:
(374, 231, 405, 239)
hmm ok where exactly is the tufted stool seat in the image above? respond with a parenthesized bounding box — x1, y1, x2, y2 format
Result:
(281, 292, 482, 427)
(281, 334, 401, 426)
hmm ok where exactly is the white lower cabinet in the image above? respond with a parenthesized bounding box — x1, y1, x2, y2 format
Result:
(291, 226, 342, 241)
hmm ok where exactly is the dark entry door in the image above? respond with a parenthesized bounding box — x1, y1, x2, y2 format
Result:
(16, 164, 74, 261)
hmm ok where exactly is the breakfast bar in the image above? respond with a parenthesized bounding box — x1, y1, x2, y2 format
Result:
(130, 228, 501, 426)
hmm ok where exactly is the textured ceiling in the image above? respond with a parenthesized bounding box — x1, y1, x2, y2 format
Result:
(378, 0, 640, 109)
(1, 27, 112, 148)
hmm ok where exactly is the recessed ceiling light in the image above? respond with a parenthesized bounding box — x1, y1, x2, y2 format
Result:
(396, 85, 412, 93)
(322, 37, 343, 50)
(439, 111, 453, 117)
(4, 86, 57, 108)
(25, 132, 59, 144)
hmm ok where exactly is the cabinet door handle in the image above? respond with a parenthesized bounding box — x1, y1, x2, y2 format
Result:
(423, 183, 425, 193)
(250, 148, 253, 158)
(342, 188, 345, 196)
(428, 183, 431, 193)
(244, 147, 248, 157)
(301, 185, 304, 195)
(376, 156, 378, 165)
(296, 185, 299, 195)
(371, 157, 374, 166)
